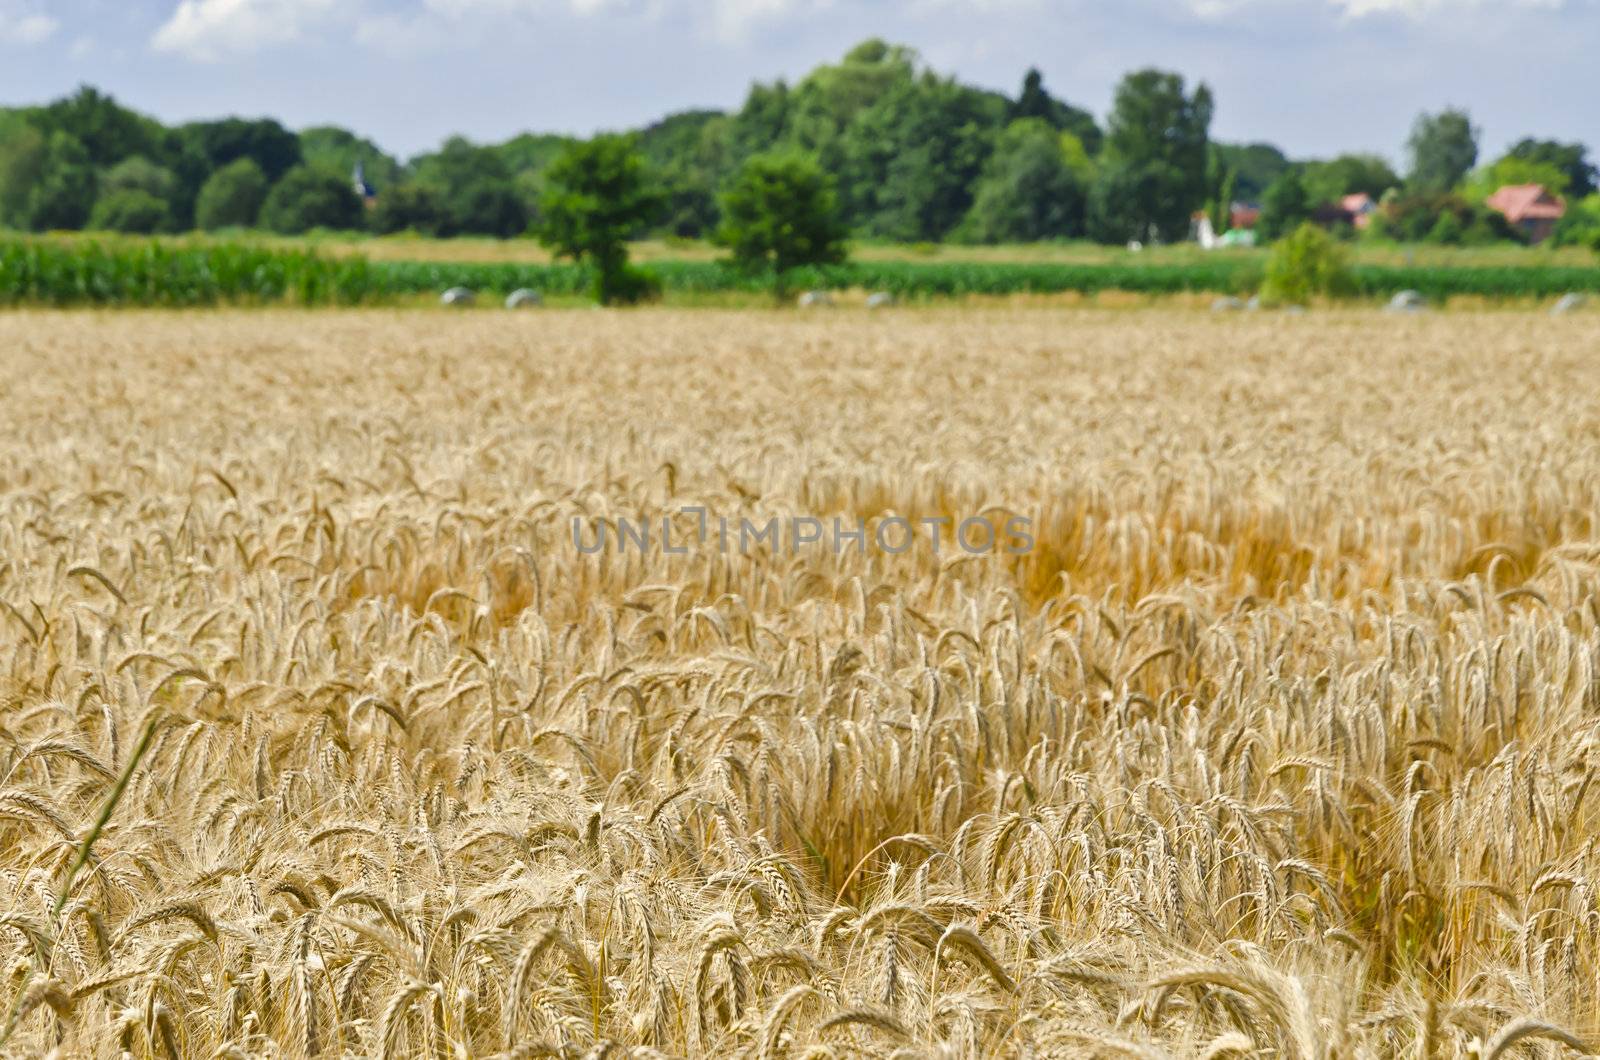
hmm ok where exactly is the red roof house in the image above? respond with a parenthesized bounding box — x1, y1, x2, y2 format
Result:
(1341, 193, 1377, 230)
(1486, 184, 1566, 244)
(1229, 203, 1261, 230)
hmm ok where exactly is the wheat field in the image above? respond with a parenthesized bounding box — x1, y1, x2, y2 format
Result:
(2, 307, 1600, 1058)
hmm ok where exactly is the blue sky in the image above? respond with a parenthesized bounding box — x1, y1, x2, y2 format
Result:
(0, 0, 1595, 165)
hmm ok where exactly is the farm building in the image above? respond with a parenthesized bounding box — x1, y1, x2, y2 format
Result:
(1486, 183, 1566, 244)
(1342, 192, 1378, 230)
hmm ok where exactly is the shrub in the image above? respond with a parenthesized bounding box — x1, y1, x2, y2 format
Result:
(195, 159, 269, 230)
(1259, 223, 1354, 306)
(88, 189, 172, 234)
(260, 166, 365, 235)
(1427, 211, 1464, 246)
(598, 262, 662, 305)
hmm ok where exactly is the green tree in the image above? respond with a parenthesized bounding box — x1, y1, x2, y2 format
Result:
(1506, 139, 1596, 198)
(1096, 69, 1214, 242)
(1406, 108, 1479, 193)
(37, 86, 162, 166)
(639, 110, 727, 238)
(88, 189, 172, 233)
(1462, 155, 1571, 202)
(299, 125, 402, 189)
(538, 134, 666, 305)
(715, 150, 848, 298)
(1087, 162, 1185, 244)
(1010, 68, 1102, 155)
(180, 117, 303, 183)
(1301, 153, 1400, 204)
(0, 114, 47, 228)
(1212, 142, 1289, 200)
(259, 166, 364, 234)
(1258, 168, 1312, 241)
(194, 158, 269, 230)
(450, 180, 530, 238)
(959, 119, 1088, 243)
(1260, 223, 1354, 306)
(24, 132, 97, 231)
(839, 73, 1006, 240)
(100, 155, 178, 202)
(369, 183, 448, 236)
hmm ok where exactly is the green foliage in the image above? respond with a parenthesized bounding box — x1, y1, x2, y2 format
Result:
(1428, 211, 1464, 245)
(1011, 68, 1102, 155)
(638, 110, 726, 238)
(1406, 108, 1479, 193)
(299, 125, 402, 189)
(1464, 155, 1571, 202)
(1212, 142, 1290, 201)
(180, 117, 302, 183)
(1552, 194, 1600, 248)
(1086, 161, 1187, 244)
(538, 134, 665, 304)
(0, 115, 47, 228)
(24, 132, 98, 232)
(36, 86, 163, 167)
(1260, 223, 1355, 306)
(1378, 192, 1520, 245)
(194, 159, 269, 230)
(1258, 168, 1312, 241)
(259, 166, 365, 234)
(1506, 138, 1597, 199)
(100, 155, 177, 202)
(958, 119, 1089, 243)
(0, 68, 1565, 251)
(1301, 154, 1400, 204)
(5, 236, 1600, 307)
(408, 137, 536, 237)
(838, 73, 1007, 241)
(0, 238, 376, 305)
(87, 189, 172, 234)
(450, 180, 530, 238)
(1099, 69, 1214, 242)
(716, 150, 848, 295)
(369, 183, 448, 237)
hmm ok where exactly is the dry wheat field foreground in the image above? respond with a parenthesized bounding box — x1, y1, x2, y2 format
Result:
(4, 307, 1600, 1059)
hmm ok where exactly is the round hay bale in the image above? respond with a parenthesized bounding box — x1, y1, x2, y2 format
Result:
(798, 291, 834, 309)
(1552, 293, 1587, 315)
(441, 287, 476, 307)
(866, 292, 897, 309)
(505, 288, 543, 309)
(1386, 290, 1427, 313)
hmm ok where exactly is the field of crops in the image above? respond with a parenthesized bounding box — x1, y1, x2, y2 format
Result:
(3, 307, 1600, 1057)
(5, 237, 1600, 306)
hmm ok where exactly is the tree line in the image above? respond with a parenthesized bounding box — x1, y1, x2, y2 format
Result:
(2, 39, 1598, 253)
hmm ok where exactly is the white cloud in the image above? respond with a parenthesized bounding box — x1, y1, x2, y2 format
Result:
(151, 0, 341, 60)
(1183, 0, 1567, 14)
(0, 2, 57, 45)
(418, 0, 822, 40)
(1331, 0, 1563, 12)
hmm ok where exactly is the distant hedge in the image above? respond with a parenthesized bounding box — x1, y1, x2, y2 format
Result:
(3, 238, 1598, 306)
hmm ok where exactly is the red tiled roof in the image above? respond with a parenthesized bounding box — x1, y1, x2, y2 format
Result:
(1487, 184, 1566, 223)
